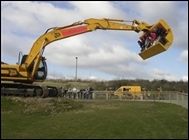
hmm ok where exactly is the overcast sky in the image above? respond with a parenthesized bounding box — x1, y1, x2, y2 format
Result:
(1, 1, 188, 81)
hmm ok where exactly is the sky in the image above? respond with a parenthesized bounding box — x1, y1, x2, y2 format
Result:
(1, 1, 188, 81)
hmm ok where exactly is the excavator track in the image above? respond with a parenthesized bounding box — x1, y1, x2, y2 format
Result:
(1, 82, 59, 97)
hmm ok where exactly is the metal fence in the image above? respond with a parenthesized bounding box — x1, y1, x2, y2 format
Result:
(91, 91, 188, 109)
(58, 90, 188, 109)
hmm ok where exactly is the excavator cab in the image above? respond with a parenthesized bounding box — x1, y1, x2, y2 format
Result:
(34, 57, 48, 81)
(20, 55, 48, 81)
(139, 19, 173, 60)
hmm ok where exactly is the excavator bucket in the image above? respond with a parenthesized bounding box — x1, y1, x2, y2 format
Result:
(139, 19, 173, 60)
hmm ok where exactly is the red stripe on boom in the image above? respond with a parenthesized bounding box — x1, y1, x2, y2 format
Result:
(60, 25, 89, 37)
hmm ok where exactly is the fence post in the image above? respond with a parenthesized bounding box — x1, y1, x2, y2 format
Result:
(181, 93, 186, 108)
(119, 95, 122, 100)
(106, 93, 109, 100)
(169, 92, 171, 103)
(177, 92, 179, 105)
(92, 92, 96, 100)
(140, 94, 143, 100)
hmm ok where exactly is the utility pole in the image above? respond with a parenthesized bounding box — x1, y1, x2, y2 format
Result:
(75, 56, 78, 81)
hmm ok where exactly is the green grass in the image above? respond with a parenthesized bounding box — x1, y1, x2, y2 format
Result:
(1, 97, 188, 139)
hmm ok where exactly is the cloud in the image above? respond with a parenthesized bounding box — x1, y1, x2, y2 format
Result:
(182, 75, 188, 82)
(47, 74, 65, 80)
(69, 1, 125, 19)
(180, 50, 188, 63)
(1, 1, 126, 33)
(1, 1, 127, 55)
(45, 36, 142, 68)
(150, 68, 180, 81)
(1, 32, 33, 63)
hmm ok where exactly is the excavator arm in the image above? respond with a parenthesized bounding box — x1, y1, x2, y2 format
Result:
(25, 18, 152, 68)
(1, 18, 173, 83)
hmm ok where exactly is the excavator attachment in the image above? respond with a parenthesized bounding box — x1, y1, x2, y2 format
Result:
(139, 19, 173, 60)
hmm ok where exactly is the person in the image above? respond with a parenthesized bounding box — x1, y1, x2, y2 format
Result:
(138, 32, 148, 51)
(155, 28, 167, 43)
(144, 31, 157, 49)
(89, 87, 94, 99)
(72, 87, 77, 99)
(156, 28, 165, 37)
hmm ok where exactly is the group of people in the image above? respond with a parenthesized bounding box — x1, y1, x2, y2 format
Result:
(59, 87, 94, 99)
(138, 28, 165, 51)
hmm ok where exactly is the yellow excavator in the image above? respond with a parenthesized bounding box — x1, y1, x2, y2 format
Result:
(1, 18, 173, 97)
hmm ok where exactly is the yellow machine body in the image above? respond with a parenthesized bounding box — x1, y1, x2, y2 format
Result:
(114, 86, 141, 97)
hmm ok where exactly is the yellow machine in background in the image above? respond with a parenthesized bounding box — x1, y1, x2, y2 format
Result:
(114, 86, 142, 98)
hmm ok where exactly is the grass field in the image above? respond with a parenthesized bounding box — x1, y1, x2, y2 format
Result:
(1, 97, 188, 139)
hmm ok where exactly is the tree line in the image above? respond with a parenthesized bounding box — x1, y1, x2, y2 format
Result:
(46, 79, 188, 93)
